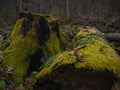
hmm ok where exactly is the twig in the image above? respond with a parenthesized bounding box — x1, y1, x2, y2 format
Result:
(1, 19, 8, 27)
(0, 29, 4, 32)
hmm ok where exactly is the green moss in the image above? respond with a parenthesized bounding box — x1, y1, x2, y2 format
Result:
(11, 19, 24, 39)
(36, 51, 75, 77)
(25, 85, 33, 90)
(37, 27, 120, 89)
(0, 12, 67, 85)
(59, 29, 68, 49)
(0, 41, 10, 51)
(42, 29, 61, 57)
(2, 23, 39, 84)
(75, 40, 120, 76)
(39, 15, 67, 57)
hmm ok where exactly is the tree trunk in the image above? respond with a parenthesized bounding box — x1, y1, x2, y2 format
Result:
(0, 12, 67, 86)
(66, 0, 70, 16)
(19, 0, 23, 12)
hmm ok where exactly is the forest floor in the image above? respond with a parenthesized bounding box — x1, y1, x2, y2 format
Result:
(0, 13, 120, 90)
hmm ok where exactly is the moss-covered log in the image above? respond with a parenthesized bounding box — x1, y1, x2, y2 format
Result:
(35, 27, 120, 90)
(0, 12, 120, 90)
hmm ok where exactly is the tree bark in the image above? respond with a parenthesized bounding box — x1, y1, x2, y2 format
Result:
(66, 0, 70, 16)
(19, 0, 23, 12)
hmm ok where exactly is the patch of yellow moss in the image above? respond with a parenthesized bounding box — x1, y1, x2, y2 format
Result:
(1, 19, 39, 84)
(59, 29, 68, 49)
(0, 13, 67, 85)
(41, 29, 61, 57)
(0, 41, 10, 51)
(37, 27, 120, 89)
(11, 19, 24, 39)
(37, 51, 75, 77)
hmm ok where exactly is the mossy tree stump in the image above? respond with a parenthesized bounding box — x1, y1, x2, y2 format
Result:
(0, 12, 67, 86)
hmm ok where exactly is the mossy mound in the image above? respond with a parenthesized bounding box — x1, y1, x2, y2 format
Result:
(0, 12, 67, 85)
(35, 27, 120, 90)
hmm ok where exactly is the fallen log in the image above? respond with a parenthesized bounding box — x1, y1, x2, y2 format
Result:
(103, 33, 120, 42)
(34, 27, 120, 90)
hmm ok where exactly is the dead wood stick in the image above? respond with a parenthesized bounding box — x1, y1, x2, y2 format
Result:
(103, 33, 120, 42)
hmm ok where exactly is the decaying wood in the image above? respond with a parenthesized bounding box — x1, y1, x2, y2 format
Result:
(69, 45, 86, 62)
(103, 33, 120, 42)
(0, 26, 12, 34)
(0, 16, 8, 27)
